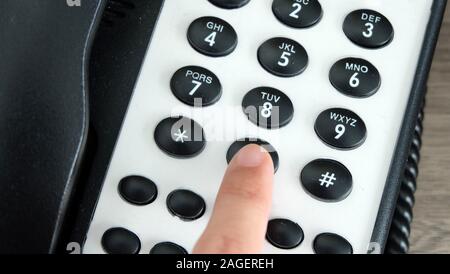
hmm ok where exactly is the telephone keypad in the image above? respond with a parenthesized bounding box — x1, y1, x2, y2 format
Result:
(300, 159, 353, 202)
(171, 66, 222, 107)
(314, 108, 367, 150)
(343, 9, 394, 49)
(187, 16, 238, 57)
(329, 57, 381, 98)
(85, 0, 434, 255)
(209, 0, 251, 9)
(258, 37, 308, 77)
(101, 228, 141, 255)
(272, 0, 323, 29)
(242, 87, 294, 129)
(266, 219, 304, 249)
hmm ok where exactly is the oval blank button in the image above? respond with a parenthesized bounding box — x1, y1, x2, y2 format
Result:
(167, 190, 206, 221)
(301, 159, 353, 202)
(118, 176, 158, 206)
(314, 233, 353, 254)
(266, 219, 304, 249)
(101, 228, 141, 254)
(150, 242, 188, 254)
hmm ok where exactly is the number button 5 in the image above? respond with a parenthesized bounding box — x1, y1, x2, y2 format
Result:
(258, 37, 308, 77)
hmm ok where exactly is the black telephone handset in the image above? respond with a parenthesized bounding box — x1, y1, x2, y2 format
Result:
(0, 0, 447, 254)
(0, 0, 104, 253)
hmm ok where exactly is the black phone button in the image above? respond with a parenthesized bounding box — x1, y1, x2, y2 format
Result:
(272, 0, 323, 28)
(329, 58, 381, 98)
(101, 228, 141, 254)
(188, 16, 237, 57)
(258, 37, 308, 77)
(118, 176, 158, 206)
(209, 0, 250, 9)
(314, 108, 367, 150)
(171, 66, 222, 107)
(343, 9, 394, 49)
(242, 87, 294, 129)
(226, 138, 279, 172)
(167, 190, 206, 221)
(154, 117, 206, 158)
(266, 219, 304, 249)
(300, 159, 353, 202)
(314, 233, 353, 254)
(150, 242, 188, 254)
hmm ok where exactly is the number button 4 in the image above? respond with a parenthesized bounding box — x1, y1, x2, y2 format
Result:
(188, 16, 238, 57)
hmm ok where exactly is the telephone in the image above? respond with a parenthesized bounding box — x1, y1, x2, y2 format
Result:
(0, 0, 447, 254)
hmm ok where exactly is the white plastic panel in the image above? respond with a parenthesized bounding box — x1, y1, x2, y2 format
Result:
(84, 0, 434, 254)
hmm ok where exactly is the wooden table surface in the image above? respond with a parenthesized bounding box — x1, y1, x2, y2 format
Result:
(409, 5, 450, 254)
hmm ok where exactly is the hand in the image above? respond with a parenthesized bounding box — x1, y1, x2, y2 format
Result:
(193, 144, 274, 254)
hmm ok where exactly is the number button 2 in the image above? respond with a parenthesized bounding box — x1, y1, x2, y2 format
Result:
(315, 108, 367, 150)
(272, 0, 323, 29)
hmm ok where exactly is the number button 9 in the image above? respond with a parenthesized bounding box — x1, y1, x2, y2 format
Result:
(315, 108, 367, 150)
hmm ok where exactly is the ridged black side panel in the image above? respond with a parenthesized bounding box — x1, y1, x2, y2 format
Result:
(0, 0, 106, 253)
(371, 0, 447, 253)
(385, 96, 425, 254)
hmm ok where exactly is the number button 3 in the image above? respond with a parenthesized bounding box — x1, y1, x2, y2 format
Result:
(343, 9, 394, 49)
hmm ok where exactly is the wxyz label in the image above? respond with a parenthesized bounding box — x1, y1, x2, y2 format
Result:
(330, 112, 357, 127)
